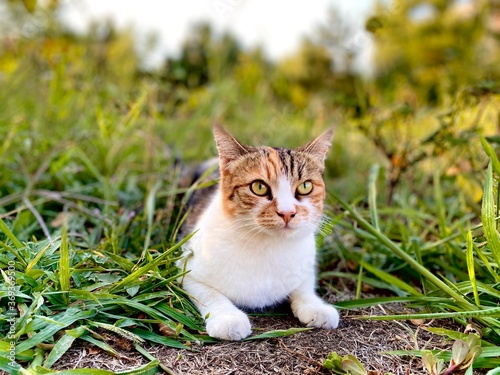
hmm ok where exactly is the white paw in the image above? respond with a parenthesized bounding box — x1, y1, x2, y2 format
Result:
(205, 310, 252, 341)
(292, 302, 340, 329)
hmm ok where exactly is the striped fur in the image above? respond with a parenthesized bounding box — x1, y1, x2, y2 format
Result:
(183, 127, 332, 235)
(178, 126, 339, 341)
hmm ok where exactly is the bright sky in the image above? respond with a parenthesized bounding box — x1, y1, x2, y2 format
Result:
(60, 0, 378, 71)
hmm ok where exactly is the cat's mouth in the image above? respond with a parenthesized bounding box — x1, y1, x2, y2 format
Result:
(266, 222, 306, 237)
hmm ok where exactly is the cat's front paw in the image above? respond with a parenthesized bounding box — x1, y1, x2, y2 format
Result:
(205, 310, 252, 341)
(292, 302, 339, 329)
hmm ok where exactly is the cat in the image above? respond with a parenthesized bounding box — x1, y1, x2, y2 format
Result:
(178, 126, 339, 341)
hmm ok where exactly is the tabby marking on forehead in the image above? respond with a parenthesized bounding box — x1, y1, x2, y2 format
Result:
(217, 144, 327, 236)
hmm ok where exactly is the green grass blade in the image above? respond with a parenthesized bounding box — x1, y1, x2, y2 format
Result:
(129, 329, 190, 349)
(15, 295, 44, 338)
(486, 367, 500, 375)
(433, 171, 449, 237)
(354, 306, 500, 321)
(359, 260, 423, 297)
(134, 343, 176, 375)
(43, 326, 86, 368)
(59, 226, 70, 305)
(481, 137, 500, 175)
(474, 242, 500, 282)
(154, 302, 204, 331)
(481, 162, 500, 268)
(334, 296, 449, 309)
(368, 164, 380, 231)
(35, 367, 115, 374)
(116, 360, 160, 375)
(141, 180, 162, 261)
(0, 356, 22, 375)
(80, 335, 122, 357)
(26, 242, 52, 272)
(321, 271, 421, 295)
(466, 230, 480, 306)
(243, 327, 313, 340)
(0, 217, 23, 249)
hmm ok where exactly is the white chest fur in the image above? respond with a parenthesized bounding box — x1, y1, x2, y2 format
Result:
(182, 191, 317, 309)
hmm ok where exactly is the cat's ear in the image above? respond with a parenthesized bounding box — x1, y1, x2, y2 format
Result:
(298, 129, 333, 162)
(213, 125, 252, 168)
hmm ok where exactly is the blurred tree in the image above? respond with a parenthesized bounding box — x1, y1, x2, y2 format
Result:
(162, 23, 242, 90)
(233, 47, 270, 97)
(368, 0, 499, 106)
(272, 38, 334, 108)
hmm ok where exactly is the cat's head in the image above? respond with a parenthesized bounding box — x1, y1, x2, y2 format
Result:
(214, 126, 332, 237)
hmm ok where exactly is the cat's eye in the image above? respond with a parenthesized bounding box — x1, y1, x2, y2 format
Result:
(296, 181, 313, 195)
(250, 180, 270, 196)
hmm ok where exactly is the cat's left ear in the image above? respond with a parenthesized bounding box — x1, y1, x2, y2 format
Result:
(298, 129, 334, 162)
(213, 125, 253, 169)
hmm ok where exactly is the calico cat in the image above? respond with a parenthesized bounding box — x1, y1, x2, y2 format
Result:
(178, 126, 339, 341)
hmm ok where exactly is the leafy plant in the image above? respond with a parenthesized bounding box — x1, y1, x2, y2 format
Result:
(422, 334, 482, 375)
(323, 352, 367, 375)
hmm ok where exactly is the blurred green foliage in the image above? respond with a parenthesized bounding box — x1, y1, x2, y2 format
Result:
(0, 0, 499, 225)
(1, 1, 500, 371)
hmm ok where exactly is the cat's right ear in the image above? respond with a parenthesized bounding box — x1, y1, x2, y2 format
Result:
(213, 125, 251, 169)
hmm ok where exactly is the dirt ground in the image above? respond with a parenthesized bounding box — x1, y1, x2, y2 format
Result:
(44, 287, 465, 375)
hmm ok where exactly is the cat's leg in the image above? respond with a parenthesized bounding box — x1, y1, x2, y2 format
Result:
(289, 277, 339, 329)
(182, 275, 252, 341)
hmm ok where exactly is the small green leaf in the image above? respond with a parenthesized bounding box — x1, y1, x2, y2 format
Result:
(341, 355, 366, 375)
(126, 285, 140, 297)
(322, 351, 343, 372)
(451, 339, 469, 365)
(422, 350, 437, 375)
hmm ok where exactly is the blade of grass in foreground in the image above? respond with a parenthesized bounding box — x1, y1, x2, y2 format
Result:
(59, 226, 70, 305)
(244, 327, 313, 340)
(0, 356, 21, 375)
(481, 137, 500, 175)
(334, 296, 450, 309)
(353, 306, 500, 320)
(466, 230, 481, 307)
(33, 359, 161, 374)
(43, 326, 86, 368)
(481, 162, 500, 269)
(368, 164, 380, 232)
(0, 217, 23, 250)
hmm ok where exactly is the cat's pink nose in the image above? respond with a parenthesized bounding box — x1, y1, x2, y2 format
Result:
(277, 210, 296, 224)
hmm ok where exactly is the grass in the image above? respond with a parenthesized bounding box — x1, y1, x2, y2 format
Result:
(1, 17, 500, 374)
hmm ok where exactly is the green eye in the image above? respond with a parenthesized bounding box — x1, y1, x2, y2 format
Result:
(297, 181, 313, 195)
(250, 180, 269, 196)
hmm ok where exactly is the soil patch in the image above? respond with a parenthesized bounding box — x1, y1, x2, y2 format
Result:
(44, 292, 462, 375)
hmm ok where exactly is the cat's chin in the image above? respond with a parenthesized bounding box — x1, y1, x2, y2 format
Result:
(261, 224, 313, 239)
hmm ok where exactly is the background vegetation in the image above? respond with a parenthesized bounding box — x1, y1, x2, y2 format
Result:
(1, 0, 500, 373)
